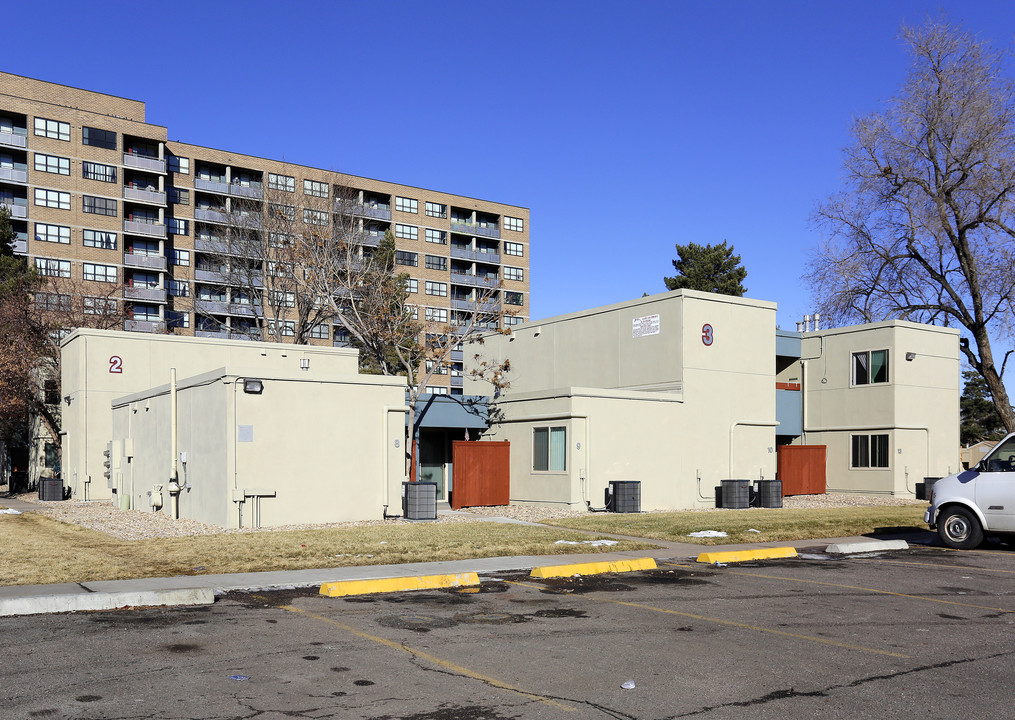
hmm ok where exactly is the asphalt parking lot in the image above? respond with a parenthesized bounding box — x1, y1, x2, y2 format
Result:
(3, 542, 1015, 719)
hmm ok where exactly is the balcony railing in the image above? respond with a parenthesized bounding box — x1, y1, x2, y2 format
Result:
(194, 177, 229, 194)
(451, 375, 464, 387)
(194, 208, 228, 224)
(123, 153, 166, 173)
(195, 237, 231, 254)
(123, 253, 168, 271)
(450, 246, 500, 264)
(228, 303, 262, 317)
(361, 233, 383, 247)
(124, 319, 166, 333)
(350, 202, 391, 221)
(123, 186, 166, 205)
(450, 272, 499, 289)
(195, 329, 230, 339)
(0, 130, 27, 149)
(230, 183, 263, 199)
(0, 166, 27, 183)
(195, 299, 229, 315)
(1, 202, 27, 219)
(451, 298, 500, 312)
(12, 238, 26, 254)
(124, 219, 167, 237)
(451, 221, 500, 239)
(123, 286, 167, 303)
(450, 350, 464, 362)
(194, 268, 228, 283)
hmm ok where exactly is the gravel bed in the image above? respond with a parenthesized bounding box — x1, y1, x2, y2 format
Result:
(3, 491, 923, 542)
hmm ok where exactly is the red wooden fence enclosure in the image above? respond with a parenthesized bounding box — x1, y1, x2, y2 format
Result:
(451, 441, 510, 509)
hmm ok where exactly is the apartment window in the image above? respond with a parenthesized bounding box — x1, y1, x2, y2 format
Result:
(425, 201, 447, 219)
(395, 251, 418, 267)
(35, 223, 70, 244)
(82, 126, 116, 149)
(34, 188, 70, 210)
(83, 262, 117, 283)
(395, 196, 418, 214)
(851, 434, 890, 469)
(84, 296, 118, 315)
(82, 161, 116, 183)
(405, 278, 418, 293)
(35, 153, 70, 175)
(533, 426, 566, 472)
(269, 320, 295, 337)
(425, 228, 446, 245)
(425, 281, 448, 297)
(395, 223, 418, 240)
(269, 232, 294, 248)
(504, 216, 524, 233)
(35, 292, 72, 312)
(425, 307, 448, 323)
(83, 229, 117, 249)
(167, 218, 189, 235)
(83, 195, 117, 217)
(405, 304, 419, 320)
(167, 310, 190, 328)
(131, 305, 160, 322)
(425, 255, 447, 271)
(169, 188, 190, 205)
(270, 290, 296, 307)
(303, 208, 329, 226)
(167, 155, 190, 174)
(268, 173, 294, 192)
(853, 349, 889, 386)
(504, 315, 524, 326)
(308, 323, 329, 339)
(168, 279, 190, 297)
(34, 117, 70, 141)
(504, 266, 524, 282)
(35, 258, 71, 277)
(428, 386, 449, 395)
(504, 291, 523, 306)
(270, 204, 296, 221)
(171, 249, 190, 266)
(303, 179, 329, 198)
(426, 360, 449, 375)
(505, 241, 524, 257)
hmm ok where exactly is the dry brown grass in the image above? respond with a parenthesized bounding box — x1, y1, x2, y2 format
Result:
(0, 513, 657, 586)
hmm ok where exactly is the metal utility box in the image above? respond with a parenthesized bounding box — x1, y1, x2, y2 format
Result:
(403, 481, 438, 521)
(721, 479, 751, 509)
(756, 479, 783, 508)
(39, 478, 63, 501)
(609, 480, 641, 513)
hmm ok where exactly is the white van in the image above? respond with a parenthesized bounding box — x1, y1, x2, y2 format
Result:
(925, 434, 1015, 549)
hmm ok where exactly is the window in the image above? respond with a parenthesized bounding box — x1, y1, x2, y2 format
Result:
(425, 201, 446, 219)
(167, 218, 189, 235)
(395, 196, 418, 214)
(82, 161, 116, 183)
(303, 208, 329, 226)
(405, 278, 418, 293)
(269, 320, 295, 337)
(83, 229, 117, 249)
(34, 188, 70, 210)
(35, 292, 72, 311)
(504, 291, 523, 306)
(35, 223, 70, 244)
(34, 117, 70, 141)
(504, 241, 524, 256)
(533, 426, 566, 471)
(171, 249, 190, 266)
(425, 307, 448, 323)
(428, 386, 449, 395)
(504, 216, 524, 232)
(308, 323, 329, 339)
(504, 266, 524, 282)
(425, 255, 447, 271)
(268, 173, 294, 192)
(853, 349, 889, 385)
(167, 310, 190, 328)
(270, 290, 296, 307)
(504, 315, 524, 327)
(425, 281, 448, 297)
(82, 126, 116, 149)
(303, 179, 329, 198)
(405, 304, 419, 320)
(34, 153, 70, 175)
(83, 195, 117, 217)
(169, 188, 189, 205)
(167, 155, 190, 174)
(395, 251, 418, 267)
(851, 434, 890, 469)
(270, 203, 296, 221)
(84, 296, 117, 315)
(395, 223, 418, 240)
(425, 228, 446, 244)
(35, 258, 71, 277)
(131, 305, 160, 322)
(166, 279, 188, 297)
(83, 262, 117, 283)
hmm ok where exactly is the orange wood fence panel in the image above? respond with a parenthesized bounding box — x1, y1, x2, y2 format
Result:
(451, 441, 510, 509)
(777, 445, 827, 495)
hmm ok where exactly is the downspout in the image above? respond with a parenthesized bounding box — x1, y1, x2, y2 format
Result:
(383, 405, 410, 519)
(168, 368, 180, 519)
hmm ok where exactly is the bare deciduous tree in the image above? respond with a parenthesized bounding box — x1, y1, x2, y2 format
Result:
(807, 19, 1015, 431)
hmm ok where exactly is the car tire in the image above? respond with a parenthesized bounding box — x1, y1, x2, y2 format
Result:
(938, 506, 984, 550)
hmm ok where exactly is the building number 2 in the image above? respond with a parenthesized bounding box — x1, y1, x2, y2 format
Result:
(701, 324, 713, 346)
(109, 356, 123, 374)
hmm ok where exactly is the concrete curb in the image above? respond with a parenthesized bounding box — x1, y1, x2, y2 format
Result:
(825, 539, 909, 554)
(320, 572, 480, 597)
(529, 557, 658, 579)
(0, 587, 215, 617)
(696, 547, 798, 564)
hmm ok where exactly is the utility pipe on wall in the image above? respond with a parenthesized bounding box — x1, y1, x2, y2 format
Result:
(168, 368, 181, 519)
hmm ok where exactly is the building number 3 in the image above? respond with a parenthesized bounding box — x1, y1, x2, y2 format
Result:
(109, 356, 123, 374)
(701, 324, 713, 347)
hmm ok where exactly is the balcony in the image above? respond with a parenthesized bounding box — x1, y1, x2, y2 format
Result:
(350, 202, 391, 221)
(0, 131, 27, 149)
(123, 286, 167, 303)
(450, 246, 500, 264)
(123, 186, 166, 205)
(450, 349, 464, 362)
(0, 166, 27, 184)
(194, 177, 229, 194)
(12, 237, 26, 254)
(195, 207, 228, 224)
(123, 153, 166, 173)
(451, 221, 500, 239)
(124, 319, 166, 333)
(450, 272, 499, 289)
(123, 253, 167, 271)
(195, 299, 229, 315)
(451, 375, 464, 388)
(230, 183, 263, 200)
(124, 219, 166, 238)
(361, 233, 383, 247)
(195, 237, 231, 254)
(195, 329, 229, 339)
(194, 268, 228, 283)
(451, 298, 499, 312)
(1, 201, 27, 219)
(228, 303, 261, 317)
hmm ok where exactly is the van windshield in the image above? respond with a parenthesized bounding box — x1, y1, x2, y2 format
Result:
(984, 437, 1015, 472)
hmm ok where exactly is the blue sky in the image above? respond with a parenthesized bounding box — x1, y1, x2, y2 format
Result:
(7, 1, 1015, 329)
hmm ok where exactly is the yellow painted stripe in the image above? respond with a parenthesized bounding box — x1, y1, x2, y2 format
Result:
(696, 546, 798, 564)
(320, 572, 479, 597)
(281, 606, 576, 711)
(873, 558, 1015, 575)
(530, 556, 657, 579)
(506, 580, 907, 658)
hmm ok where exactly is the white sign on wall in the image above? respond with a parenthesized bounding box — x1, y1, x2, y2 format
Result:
(632, 314, 660, 338)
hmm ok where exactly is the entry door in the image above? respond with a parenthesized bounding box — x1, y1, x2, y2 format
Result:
(419, 430, 447, 500)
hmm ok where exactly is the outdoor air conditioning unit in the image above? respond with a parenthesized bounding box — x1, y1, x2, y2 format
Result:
(402, 481, 437, 521)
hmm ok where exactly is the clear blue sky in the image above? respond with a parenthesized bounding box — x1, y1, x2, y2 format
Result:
(7, 1, 1015, 329)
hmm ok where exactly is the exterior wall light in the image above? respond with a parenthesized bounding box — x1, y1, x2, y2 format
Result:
(243, 379, 264, 394)
(300, 358, 310, 370)
(905, 352, 916, 361)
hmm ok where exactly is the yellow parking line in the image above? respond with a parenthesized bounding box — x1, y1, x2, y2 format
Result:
(281, 606, 576, 712)
(505, 581, 908, 658)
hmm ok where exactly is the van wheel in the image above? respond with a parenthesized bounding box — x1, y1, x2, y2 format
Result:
(938, 507, 983, 549)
